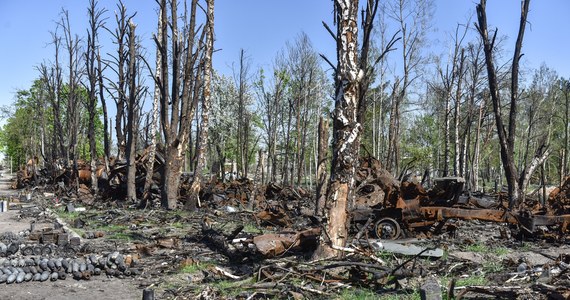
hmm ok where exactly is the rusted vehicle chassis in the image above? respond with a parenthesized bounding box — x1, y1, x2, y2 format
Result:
(353, 201, 570, 240)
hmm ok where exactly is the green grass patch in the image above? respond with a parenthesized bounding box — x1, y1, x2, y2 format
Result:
(212, 278, 254, 298)
(520, 242, 532, 251)
(242, 223, 262, 234)
(97, 224, 129, 232)
(463, 243, 488, 253)
(106, 232, 133, 241)
(492, 247, 509, 256)
(336, 288, 420, 300)
(180, 262, 213, 274)
(336, 288, 378, 300)
(171, 222, 185, 229)
(55, 209, 82, 222)
(73, 228, 86, 237)
(482, 260, 504, 273)
(455, 274, 487, 287)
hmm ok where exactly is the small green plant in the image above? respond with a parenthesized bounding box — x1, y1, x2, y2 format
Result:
(464, 243, 487, 253)
(242, 223, 262, 234)
(520, 242, 532, 251)
(212, 278, 253, 298)
(172, 222, 185, 229)
(56, 209, 81, 222)
(455, 274, 487, 287)
(97, 224, 128, 232)
(376, 250, 395, 264)
(180, 262, 212, 274)
(107, 232, 133, 241)
(337, 288, 420, 300)
(336, 288, 378, 300)
(482, 260, 504, 273)
(492, 247, 509, 256)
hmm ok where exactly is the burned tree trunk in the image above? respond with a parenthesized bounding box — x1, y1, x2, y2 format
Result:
(126, 20, 139, 203)
(108, 2, 130, 160)
(314, 0, 362, 259)
(476, 0, 531, 207)
(315, 116, 329, 217)
(97, 51, 110, 172)
(454, 50, 466, 177)
(59, 9, 83, 187)
(85, 0, 106, 194)
(188, 0, 215, 211)
(155, 0, 203, 209)
(141, 5, 163, 208)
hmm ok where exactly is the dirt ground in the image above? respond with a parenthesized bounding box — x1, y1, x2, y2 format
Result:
(2, 170, 570, 299)
(0, 176, 142, 300)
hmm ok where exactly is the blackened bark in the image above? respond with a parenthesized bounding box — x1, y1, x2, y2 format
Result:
(476, 0, 531, 207)
(188, 0, 215, 211)
(315, 117, 329, 217)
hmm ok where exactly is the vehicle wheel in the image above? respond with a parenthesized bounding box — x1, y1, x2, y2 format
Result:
(374, 217, 401, 240)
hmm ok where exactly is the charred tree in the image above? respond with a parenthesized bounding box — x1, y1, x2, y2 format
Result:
(141, 4, 163, 208)
(154, 0, 204, 209)
(476, 0, 541, 206)
(235, 49, 252, 179)
(314, 0, 364, 259)
(125, 19, 141, 203)
(107, 2, 130, 160)
(59, 9, 82, 185)
(97, 51, 110, 169)
(84, 0, 107, 194)
(315, 116, 329, 217)
(188, 0, 215, 211)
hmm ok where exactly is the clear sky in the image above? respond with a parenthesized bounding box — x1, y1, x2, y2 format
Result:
(1, 0, 569, 110)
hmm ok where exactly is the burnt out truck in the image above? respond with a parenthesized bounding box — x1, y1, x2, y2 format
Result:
(351, 177, 570, 240)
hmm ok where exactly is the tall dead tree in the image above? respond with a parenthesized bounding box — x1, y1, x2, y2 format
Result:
(107, 1, 130, 160)
(314, 0, 361, 259)
(97, 50, 110, 167)
(59, 9, 82, 183)
(315, 116, 329, 217)
(476, 0, 548, 206)
(562, 79, 570, 182)
(188, 0, 215, 210)
(84, 0, 107, 193)
(454, 49, 466, 177)
(465, 41, 486, 191)
(154, 0, 204, 209)
(141, 4, 163, 208)
(125, 19, 141, 203)
(235, 49, 252, 179)
(314, 0, 381, 259)
(38, 31, 64, 168)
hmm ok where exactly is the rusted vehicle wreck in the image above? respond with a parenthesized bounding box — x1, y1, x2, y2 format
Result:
(351, 159, 570, 240)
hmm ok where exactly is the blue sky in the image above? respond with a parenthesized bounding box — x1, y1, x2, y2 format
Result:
(0, 0, 569, 110)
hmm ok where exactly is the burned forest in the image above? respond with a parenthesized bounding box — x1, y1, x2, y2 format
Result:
(1, 0, 570, 299)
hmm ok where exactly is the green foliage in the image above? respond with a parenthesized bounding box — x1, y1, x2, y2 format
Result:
(0, 78, 105, 167)
(401, 114, 440, 171)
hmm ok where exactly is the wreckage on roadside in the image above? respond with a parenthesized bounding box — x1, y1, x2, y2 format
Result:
(351, 157, 570, 240)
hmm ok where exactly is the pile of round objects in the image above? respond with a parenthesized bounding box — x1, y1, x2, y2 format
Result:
(0, 251, 141, 284)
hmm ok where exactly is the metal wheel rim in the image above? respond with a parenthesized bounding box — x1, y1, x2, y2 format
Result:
(374, 217, 401, 240)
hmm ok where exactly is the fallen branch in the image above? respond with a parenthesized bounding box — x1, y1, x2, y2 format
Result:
(331, 244, 386, 265)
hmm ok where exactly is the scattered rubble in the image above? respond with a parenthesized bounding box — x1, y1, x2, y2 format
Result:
(2, 155, 570, 299)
